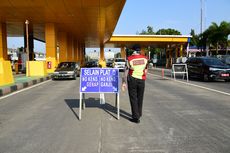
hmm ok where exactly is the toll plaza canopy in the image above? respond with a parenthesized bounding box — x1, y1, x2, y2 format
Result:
(107, 34, 191, 48)
(106, 35, 192, 65)
(0, 0, 192, 86)
(1, 0, 126, 47)
(0, 0, 126, 86)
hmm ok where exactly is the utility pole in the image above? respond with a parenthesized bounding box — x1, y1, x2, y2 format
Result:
(200, 0, 203, 53)
(201, 0, 209, 56)
(200, 0, 206, 33)
(25, 20, 30, 76)
(25, 20, 29, 61)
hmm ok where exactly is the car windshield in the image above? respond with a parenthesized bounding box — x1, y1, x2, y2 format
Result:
(58, 62, 75, 68)
(226, 58, 230, 64)
(115, 59, 125, 62)
(107, 59, 113, 62)
(223, 57, 230, 64)
(203, 58, 225, 66)
(90, 61, 97, 63)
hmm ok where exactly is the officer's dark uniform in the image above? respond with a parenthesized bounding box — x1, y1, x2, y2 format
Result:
(124, 52, 148, 123)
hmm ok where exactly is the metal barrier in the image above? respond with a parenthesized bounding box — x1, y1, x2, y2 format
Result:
(171, 64, 188, 82)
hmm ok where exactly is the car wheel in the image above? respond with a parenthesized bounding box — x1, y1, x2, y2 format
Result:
(187, 72, 192, 80)
(202, 74, 210, 82)
(225, 79, 230, 82)
(73, 74, 77, 80)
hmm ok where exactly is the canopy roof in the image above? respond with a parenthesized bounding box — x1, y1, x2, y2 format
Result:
(0, 0, 126, 47)
(106, 34, 192, 48)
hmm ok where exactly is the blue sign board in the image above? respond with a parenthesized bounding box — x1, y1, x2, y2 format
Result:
(80, 68, 119, 93)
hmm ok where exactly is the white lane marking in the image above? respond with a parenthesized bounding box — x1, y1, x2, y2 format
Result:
(148, 73, 230, 96)
(0, 80, 52, 100)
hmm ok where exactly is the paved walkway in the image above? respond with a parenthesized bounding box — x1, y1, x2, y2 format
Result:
(0, 74, 51, 96)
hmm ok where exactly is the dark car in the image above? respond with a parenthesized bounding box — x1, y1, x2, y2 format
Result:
(52, 62, 80, 80)
(186, 57, 230, 81)
(218, 55, 230, 66)
(85, 60, 98, 68)
(106, 59, 113, 67)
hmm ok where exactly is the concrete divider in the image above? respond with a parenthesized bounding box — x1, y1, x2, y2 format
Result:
(26, 61, 48, 77)
(0, 76, 51, 96)
(0, 61, 14, 86)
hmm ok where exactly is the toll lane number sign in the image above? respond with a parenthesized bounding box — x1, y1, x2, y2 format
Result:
(80, 68, 119, 93)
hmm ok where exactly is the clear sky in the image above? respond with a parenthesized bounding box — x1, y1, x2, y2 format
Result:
(114, 0, 230, 35)
(7, 0, 230, 52)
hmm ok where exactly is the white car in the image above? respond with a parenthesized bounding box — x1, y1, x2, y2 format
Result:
(113, 58, 126, 70)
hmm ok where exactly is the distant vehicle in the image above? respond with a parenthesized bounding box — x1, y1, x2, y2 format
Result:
(85, 60, 98, 68)
(52, 62, 80, 80)
(106, 59, 113, 67)
(113, 58, 126, 70)
(186, 57, 230, 82)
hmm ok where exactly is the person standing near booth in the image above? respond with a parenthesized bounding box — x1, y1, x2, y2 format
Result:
(122, 49, 148, 123)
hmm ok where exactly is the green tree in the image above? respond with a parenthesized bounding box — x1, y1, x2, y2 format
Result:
(138, 26, 181, 58)
(190, 29, 199, 47)
(125, 48, 134, 57)
(156, 28, 181, 35)
(18, 47, 24, 53)
(202, 21, 230, 53)
(139, 26, 155, 35)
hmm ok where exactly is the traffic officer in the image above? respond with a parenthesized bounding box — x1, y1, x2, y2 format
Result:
(122, 49, 148, 123)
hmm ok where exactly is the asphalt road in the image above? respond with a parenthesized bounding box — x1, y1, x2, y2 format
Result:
(149, 68, 230, 94)
(0, 73, 230, 153)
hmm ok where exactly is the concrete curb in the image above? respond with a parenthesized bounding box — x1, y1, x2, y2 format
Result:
(0, 76, 51, 97)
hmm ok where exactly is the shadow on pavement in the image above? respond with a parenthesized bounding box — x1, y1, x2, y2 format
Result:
(65, 98, 131, 121)
(65, 99, 80, 120)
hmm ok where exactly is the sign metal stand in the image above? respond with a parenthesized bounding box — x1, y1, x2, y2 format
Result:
(100, 93, 105, 104)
